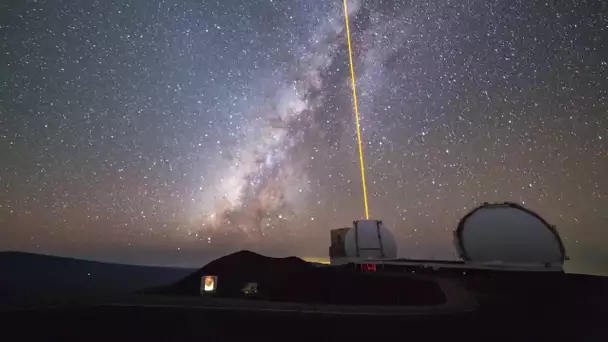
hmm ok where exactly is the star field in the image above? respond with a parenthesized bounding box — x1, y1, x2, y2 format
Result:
(1, 0, 606, 270)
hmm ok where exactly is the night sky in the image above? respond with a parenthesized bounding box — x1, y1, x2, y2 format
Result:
(1, 0, 606, 270)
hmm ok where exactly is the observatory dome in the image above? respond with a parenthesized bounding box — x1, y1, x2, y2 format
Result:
(454, 202, 567, 268)
(344, 220, 398, 260)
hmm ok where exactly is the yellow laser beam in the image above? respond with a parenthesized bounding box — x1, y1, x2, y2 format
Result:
(343, 0, 370, 220)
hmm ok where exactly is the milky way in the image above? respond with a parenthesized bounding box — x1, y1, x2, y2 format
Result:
(1, 0, 607, 270)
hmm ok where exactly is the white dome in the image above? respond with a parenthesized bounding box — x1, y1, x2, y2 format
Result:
(454, 203, 566, 266)
(344, 220, 398, 260)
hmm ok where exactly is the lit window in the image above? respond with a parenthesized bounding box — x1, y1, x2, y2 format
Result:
(201, 275, 218, 294)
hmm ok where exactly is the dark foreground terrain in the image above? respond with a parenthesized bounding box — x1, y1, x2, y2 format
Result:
(1, 251, 607, 341)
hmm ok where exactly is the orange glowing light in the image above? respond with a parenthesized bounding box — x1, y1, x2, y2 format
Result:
(202, 275, 217, 292)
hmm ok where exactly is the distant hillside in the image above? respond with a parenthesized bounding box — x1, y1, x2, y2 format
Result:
(0, 252, 195, 298)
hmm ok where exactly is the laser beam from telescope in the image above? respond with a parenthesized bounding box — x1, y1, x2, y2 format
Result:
(343, 0, 370, 219)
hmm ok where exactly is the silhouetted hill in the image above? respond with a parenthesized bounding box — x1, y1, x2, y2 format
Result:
(152, 250, 311, 295)
(0, 252, 194, 298)
(152, 250, 448, 305)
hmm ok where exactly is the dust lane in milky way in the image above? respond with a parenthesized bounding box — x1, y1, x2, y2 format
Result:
(1, 0, 606, 269)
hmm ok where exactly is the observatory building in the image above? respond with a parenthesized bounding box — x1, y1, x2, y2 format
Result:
(454, 202, 567, 270)
(329, 220, 398, 265)
(329, 202, 567, 271)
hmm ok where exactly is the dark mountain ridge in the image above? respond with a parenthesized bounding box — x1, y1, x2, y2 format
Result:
(0, 251, 194, 297)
